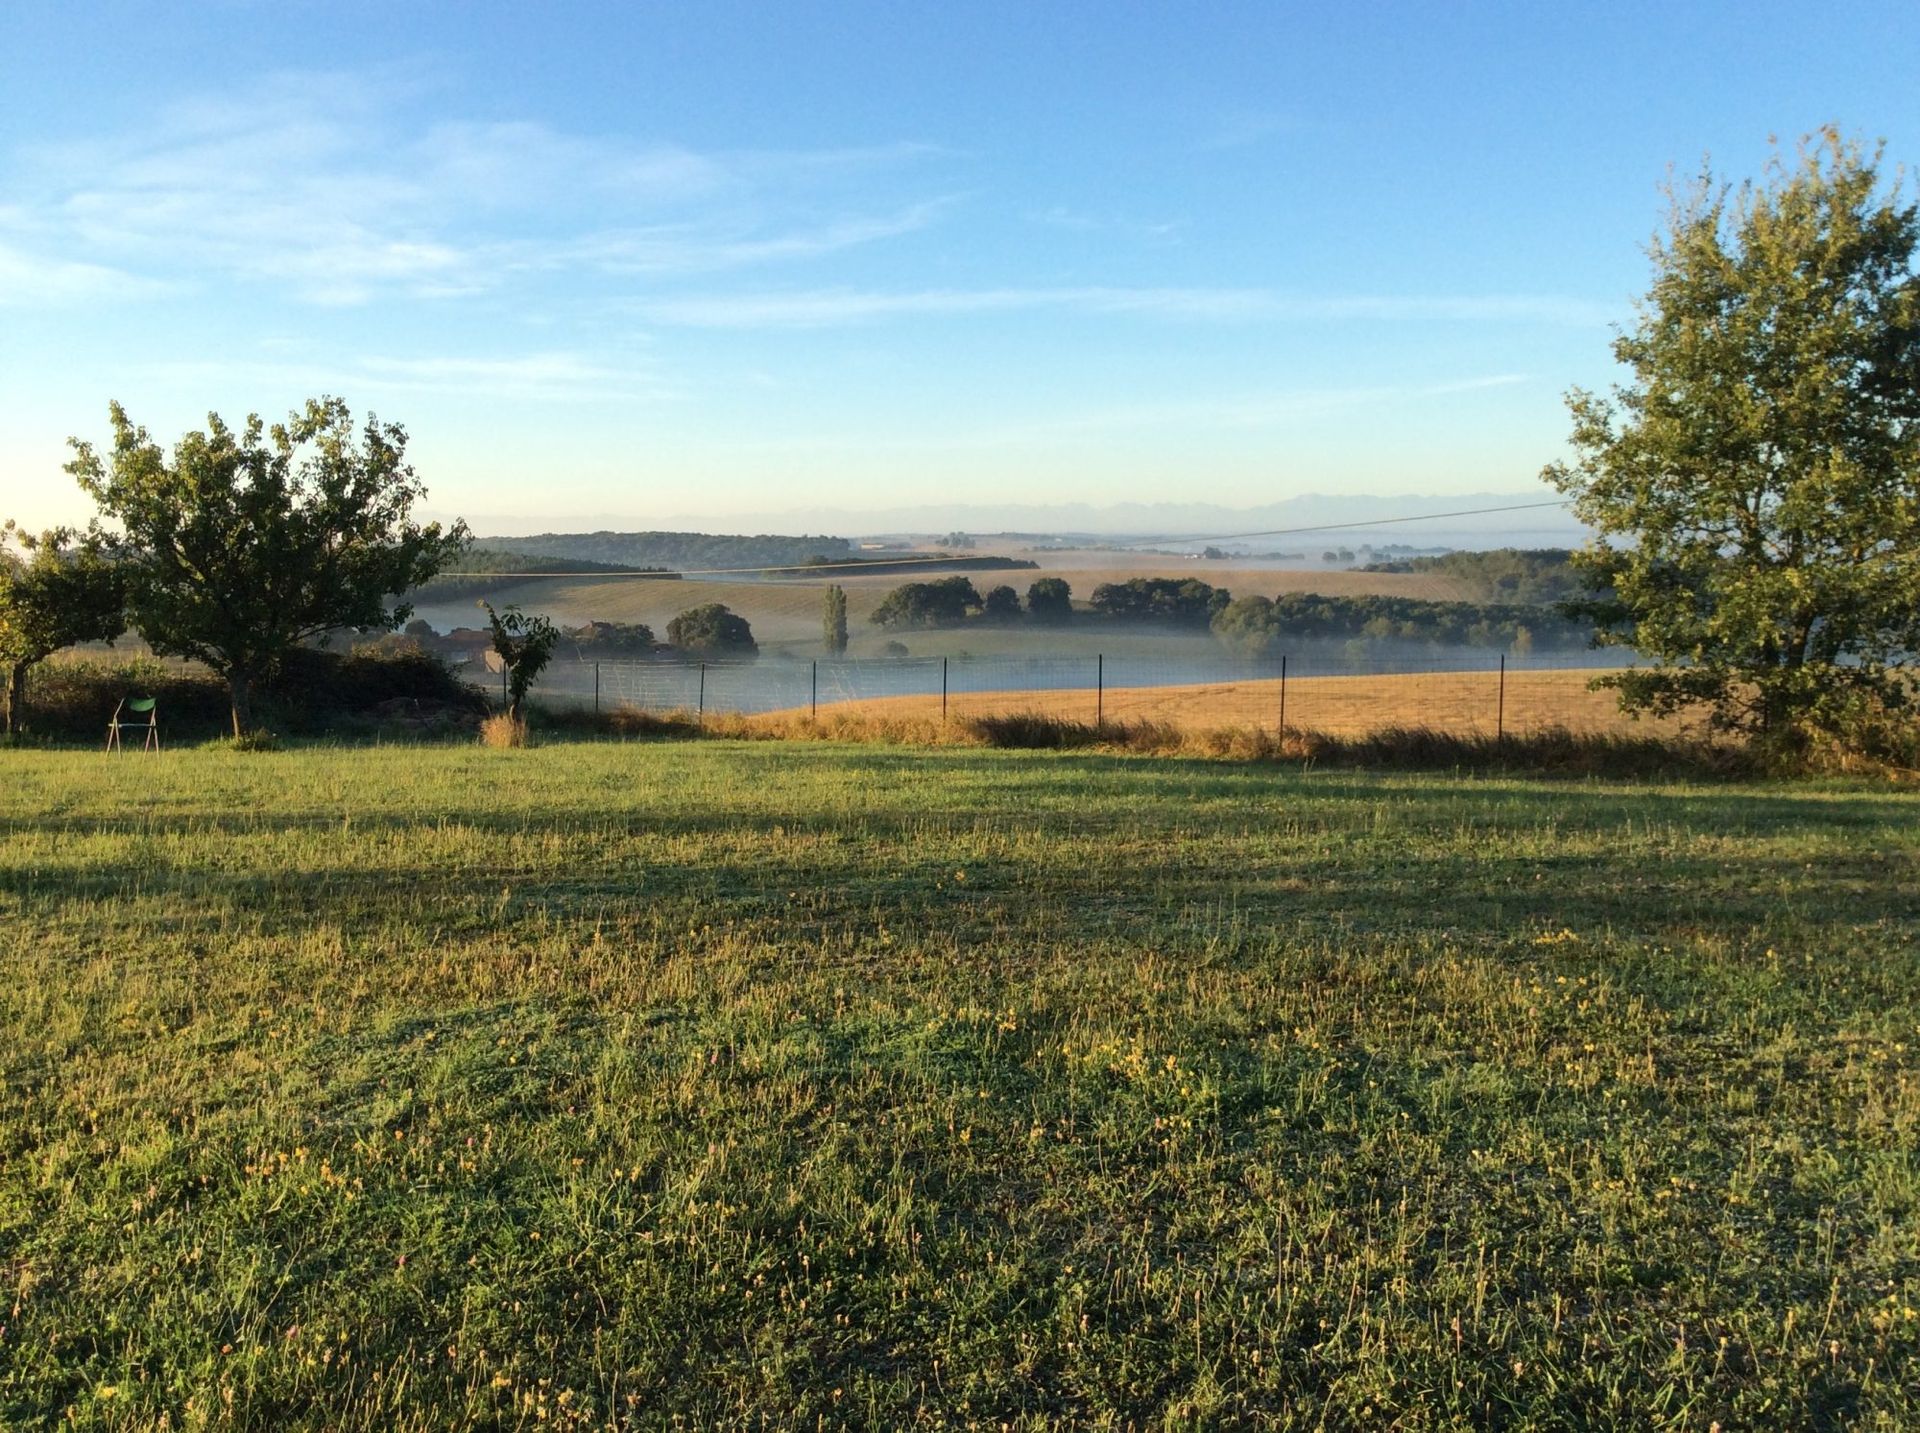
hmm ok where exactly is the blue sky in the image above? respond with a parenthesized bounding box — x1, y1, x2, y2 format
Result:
(3, 1, 1915, 534)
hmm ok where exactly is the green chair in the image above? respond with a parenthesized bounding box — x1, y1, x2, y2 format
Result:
(106, 696, 160, 753)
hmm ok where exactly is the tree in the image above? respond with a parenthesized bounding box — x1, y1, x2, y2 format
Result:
(484, 603, 558, 723)
(823, 584, 849, 654)
(0, 523, 126, 735)
(66, 398, 469, 736)
(982, 584, 1022, 620)
(1089, 577, 1229, 626)
(1026, 577, 1073, 624)
(668, 603, 757, 657)
(1545, 129, 1920, 748)
(870, 577, 982, 629)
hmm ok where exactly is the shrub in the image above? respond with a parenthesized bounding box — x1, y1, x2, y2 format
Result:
(480, 714, 530, 748)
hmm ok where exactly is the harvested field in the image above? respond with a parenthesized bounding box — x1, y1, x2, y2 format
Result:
(755, 666, 1692, 737)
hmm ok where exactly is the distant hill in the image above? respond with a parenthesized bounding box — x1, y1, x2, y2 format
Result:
(413, 549, 673, 604)
(471, 531, 856, 572)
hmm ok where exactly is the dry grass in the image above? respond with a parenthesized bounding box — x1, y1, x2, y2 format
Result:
(479, 713, 530, 747)
(749, 667, 1697, 738)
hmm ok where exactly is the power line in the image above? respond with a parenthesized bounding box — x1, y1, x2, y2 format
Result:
(1115, 498, 1574, 547)
(435, 498, 1577, 581)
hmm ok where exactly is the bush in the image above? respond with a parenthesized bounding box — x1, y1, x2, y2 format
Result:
(479, 714, 530, 748)
(20, 646, 486, 743)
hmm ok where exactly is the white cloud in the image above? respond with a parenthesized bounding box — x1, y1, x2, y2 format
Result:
(0, 241, 170, 306)
(143, 350, 671, 405)
(2, 71, 948, 306)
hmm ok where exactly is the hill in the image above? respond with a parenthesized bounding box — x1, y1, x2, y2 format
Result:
(471, 530, 856, 572)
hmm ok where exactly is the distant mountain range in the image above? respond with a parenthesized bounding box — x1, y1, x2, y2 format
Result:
(448, 491, 1585, 547)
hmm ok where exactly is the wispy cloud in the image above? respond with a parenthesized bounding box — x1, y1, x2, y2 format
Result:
(142, 350, 671, 405)
(1, 71, 949, 306)
(628, 285, 1614, 329)
(0, 241, 171, 306)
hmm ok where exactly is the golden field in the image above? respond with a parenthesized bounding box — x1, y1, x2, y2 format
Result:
(754, 666, 1689, 737)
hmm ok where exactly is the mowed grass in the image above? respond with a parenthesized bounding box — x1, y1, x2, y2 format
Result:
(760, 668, 1698, 738)
(1, 744, 1916, 1429)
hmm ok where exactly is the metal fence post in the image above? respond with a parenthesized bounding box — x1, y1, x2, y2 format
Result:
(698, 662, 706, 726)
(594, 661, 600, 713)
(811, 659, 818, 719)
(1497, 653, 1507, 740)
(1097, 653, 1104, 727)
(1278, 653, 1288, 734)
(941, 656, 948, 722)
(501, 666, 508, 710)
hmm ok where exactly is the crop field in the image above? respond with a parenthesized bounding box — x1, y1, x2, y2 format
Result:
(2, 744, 1916, 1428)
(757, 667, 1692, 738)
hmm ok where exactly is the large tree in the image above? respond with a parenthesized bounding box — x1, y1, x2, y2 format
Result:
(668, 603, 758, 657)
(66, 398, 469, 736)
(1545, 129, 1920, 748)
(0, 523, 127, 736)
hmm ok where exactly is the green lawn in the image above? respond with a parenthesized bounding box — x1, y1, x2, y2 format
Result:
(2, 743, 1916, 1428)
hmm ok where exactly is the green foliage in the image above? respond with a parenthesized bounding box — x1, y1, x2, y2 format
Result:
(0, 745, 1915, 1426)
(472, 530, 853, 571)
(0, 522, 126, 734)
(65, 398, 469, 736)
(870, 576, 983, 629)
(981, 584, 1022, 620)
(1025, 576, 1073, 624)
(667, 602, 758, 657)
(1363, 548, 1596, 604)
(823, 584, 849, 655)
(1545, 129, 1920, 749)
(14, 648, 485, 743)
(1088, 577, 1230, 626)
(484, 604, 560, 720)
(1211, 592, 1591, 654)
(565, 620, 656, 656)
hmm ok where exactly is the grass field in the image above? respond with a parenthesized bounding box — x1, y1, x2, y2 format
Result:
(3, 743, 1916, 1428)
(758, 668, 1693, 738)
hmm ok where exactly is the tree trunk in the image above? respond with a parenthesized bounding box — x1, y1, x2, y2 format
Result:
(229, 669, 254, 738)
(4, 661, 24, 737)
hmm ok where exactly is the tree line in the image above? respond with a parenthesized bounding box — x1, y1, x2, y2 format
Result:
(858, 573, 1586, 651)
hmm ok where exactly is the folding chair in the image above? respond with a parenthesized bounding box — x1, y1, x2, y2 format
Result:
(106, 696, 160, 753)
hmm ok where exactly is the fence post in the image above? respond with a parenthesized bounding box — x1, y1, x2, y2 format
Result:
(501, 666, 508, 710)
(698, 662, 706, 726)
(594, 662, 600, 713)
(811, 659, 818, 720)
(1278, 653, 1288, 734)
(1097, 653, 1104, 727)
(941, 656, 948, 723)
(1497, 654, 1506, 740)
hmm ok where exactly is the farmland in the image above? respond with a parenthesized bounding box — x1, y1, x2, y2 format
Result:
(2, 742, 1916, 1428)
(413, 557, 1476, 654)
(755, 666, 1693, 737)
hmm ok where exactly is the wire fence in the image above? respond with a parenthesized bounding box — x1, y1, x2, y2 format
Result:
(479, 649, 1677, 738)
